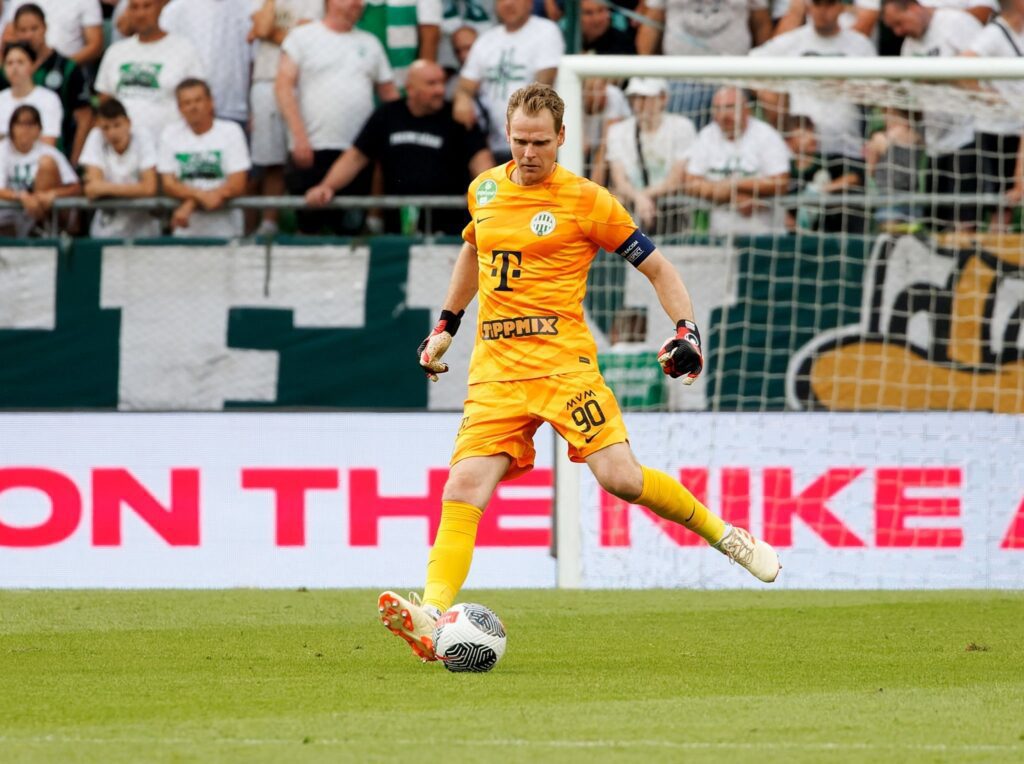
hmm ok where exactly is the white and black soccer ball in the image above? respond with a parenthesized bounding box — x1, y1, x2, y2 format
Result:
(432, 603, 507, 673)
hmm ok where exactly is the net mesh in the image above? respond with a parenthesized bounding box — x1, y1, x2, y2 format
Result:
(570, 68, 1024, 588)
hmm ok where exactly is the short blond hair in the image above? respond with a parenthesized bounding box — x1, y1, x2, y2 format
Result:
(506, 83, 564, 133)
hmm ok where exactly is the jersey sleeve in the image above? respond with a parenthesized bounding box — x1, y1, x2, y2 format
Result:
(461, 177, 478, 246)
(577, 183, 638, 253)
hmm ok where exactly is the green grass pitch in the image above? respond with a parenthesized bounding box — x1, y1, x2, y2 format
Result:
(2, 589, 1023, 763)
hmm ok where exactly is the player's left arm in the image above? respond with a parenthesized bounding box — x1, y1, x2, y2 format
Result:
(637, 249, 704, 385)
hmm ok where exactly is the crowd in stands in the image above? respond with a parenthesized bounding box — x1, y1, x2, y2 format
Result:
(0, 0, 1019, 239)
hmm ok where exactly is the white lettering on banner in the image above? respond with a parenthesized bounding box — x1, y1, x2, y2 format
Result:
(100, 246, 370, 410)
(0, 413, 1020, 589)
(406, 245, 477, 410)
(623, 245, 738, 411)
(0, 247, 57, 329)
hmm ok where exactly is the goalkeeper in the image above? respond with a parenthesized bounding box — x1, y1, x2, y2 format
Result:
(379, 83, 780, 662)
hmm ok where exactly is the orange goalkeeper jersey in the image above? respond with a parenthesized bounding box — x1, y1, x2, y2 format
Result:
(463, 162, 641, 384)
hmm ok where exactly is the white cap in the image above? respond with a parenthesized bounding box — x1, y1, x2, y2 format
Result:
(624, 77, 668, 97)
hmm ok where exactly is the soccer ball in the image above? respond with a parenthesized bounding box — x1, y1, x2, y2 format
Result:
(431, 603, 507, 673)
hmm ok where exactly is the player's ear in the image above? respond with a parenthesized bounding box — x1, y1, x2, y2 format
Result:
(557, 124, 565, 147)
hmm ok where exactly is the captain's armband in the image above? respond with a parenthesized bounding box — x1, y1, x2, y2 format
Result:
(615, 229, 656, 268)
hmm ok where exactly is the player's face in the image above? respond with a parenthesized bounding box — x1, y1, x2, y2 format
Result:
(507, 107, 564, 186)
(177, 85, 214, 131)
(98, 115, 132, 153)
(14, 13, 46, 52)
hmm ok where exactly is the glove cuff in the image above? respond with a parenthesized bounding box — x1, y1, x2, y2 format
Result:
(438, 309, 465, 337)
(675, 319, 700, 344)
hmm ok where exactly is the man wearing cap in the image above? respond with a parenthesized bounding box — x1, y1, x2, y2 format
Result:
(682, 86, 792, 235)
(606, 77, 697, 232)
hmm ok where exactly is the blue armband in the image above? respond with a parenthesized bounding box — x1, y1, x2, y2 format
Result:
(614, 229, 656, 268)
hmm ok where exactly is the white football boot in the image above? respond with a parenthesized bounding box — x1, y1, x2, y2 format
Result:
(714, 524, 781, 583)
(378, 591, 439, 662)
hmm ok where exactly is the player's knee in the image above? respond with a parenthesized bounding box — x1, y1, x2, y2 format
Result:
(593, 463, 643, 502)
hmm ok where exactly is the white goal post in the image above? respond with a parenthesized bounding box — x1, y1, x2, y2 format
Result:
(552, 55, 1024, 589)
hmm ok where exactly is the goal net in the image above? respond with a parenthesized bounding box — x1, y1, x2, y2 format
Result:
(554, 55, 1024, 589)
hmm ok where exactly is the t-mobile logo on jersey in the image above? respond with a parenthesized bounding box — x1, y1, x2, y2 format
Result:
(490, 250, 522, 292)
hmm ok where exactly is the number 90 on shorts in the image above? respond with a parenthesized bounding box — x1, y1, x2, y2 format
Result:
(451, 371, 629, 481)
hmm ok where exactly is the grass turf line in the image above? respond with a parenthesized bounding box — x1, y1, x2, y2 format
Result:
(2, 589, 1023, 763)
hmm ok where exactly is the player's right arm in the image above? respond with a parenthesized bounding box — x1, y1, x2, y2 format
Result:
(418, 242, 479, 381)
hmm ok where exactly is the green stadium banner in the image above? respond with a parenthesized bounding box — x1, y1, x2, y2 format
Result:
(0, 233, 1018, 412)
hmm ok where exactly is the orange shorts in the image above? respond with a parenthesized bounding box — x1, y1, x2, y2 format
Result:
(451, 371, 629, 481)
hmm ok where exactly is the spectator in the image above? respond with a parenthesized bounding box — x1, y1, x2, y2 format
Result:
(750, 0, 874, 176)
(453, 0, 563, 162)
(963, 0, 1024, 231)
(9, 4, 92, 164)
(682, 86, 792, 235)
(158, 78, 251, 238)
(158, 0, 252, 127)
(606, 77, 696, 231)
(776, 0, 996, 46)
(864, 107, 925, 230)
(80, 97, 161, 239)
(785, 115, 866, 232)
(637, 0, 772, 128)
(882, 0, 982, 229)
(581, 0, 636, 54)
(445, 24, 478, 99)
(275, 0, 398, 234)
(0, 104, 79, 236)
(582, 76, 629, 186)
(305, 59, 492, 234)
(1, 0, 103, 67)
(95, 0, 205, 143)
(0, 42, 62, 145)
(358, 0, 443, 88)
(247, 0, 323, 236)
(437, 0, 495, 74)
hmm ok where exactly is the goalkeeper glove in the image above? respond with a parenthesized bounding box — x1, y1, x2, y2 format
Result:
(658, 320, 703, 385)
(418, 309, 464, 382)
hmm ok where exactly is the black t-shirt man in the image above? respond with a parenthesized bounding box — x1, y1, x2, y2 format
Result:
(353, 99, 488, 234)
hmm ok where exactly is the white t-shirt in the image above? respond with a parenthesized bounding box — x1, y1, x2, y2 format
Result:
(249, 0, 323, 83)
(0, 86, 63, 140)
(967, 19, 1024, 135)
(856, 0, 997, 11)
(1, 0, 102, 59)
(0, 139, 77, 190)
(160, 0, 252, 122)
(80, 127, 162, 239)
(685, 117, 792, 235)
(95, 34, 206, 143)
(157, 118, 252, 238)
(751, 26, 876, 158)
(606, 114, 698, 190)
(901, 9, 982, 154)
(644, 0, 770, 56)
(280, 23, 393, 151)
(461, 16, 565, 153)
